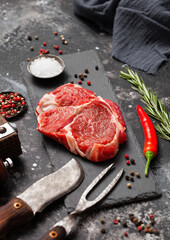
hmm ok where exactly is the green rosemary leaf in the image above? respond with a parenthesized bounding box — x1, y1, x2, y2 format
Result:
(120, 68, 170, 141)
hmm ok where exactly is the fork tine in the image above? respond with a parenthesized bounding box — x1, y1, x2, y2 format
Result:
(73, 164, 124, 214)
(81, 163, 114, 199)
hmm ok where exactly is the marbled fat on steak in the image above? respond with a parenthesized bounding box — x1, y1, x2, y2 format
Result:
(36, 83, 127, 162)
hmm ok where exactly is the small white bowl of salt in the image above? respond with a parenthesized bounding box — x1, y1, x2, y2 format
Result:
(27, 54, 65, 78)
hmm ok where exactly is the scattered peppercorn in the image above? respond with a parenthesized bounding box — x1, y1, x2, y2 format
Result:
(149, 214, 154, 219)
(130, 159, 135, 164)
(117, 217, 121, 222)
(95, 65, 99, 70)
(151, 219, 155, 225)
(124, 232, 128, 237)
(125, 154, 129, 159)
(101, 228, 106, 234)
(113, 219, 118, 224)
(74, 74, 78, 78)
(54, 45, 59, 50)
(83, 74, 87, 78)
(30, 46, 34, 51)
(126, 160, 130, 165)
(136, 172, 140, 178)
(70, 81, 74, 84)
(148, 228, 153, 233)
(27, 58, 31, 62)
(144, 228, 149, 233)
(84, 68, 89, 73)
(87, 81, 91, 86)
(43, 42, 47, 46)
(130, 170, 134, 176)
(78, 80, 82, 84)
(129, 214, 134, 221)
(100, 218, 105, 224)
(59, 50, 63, 55)
(141, 224, 145, 229)
(137, 226, 142, 232)
(63, 40, 68, 45)
(129, 176, 134, 182)
(27, 35, 32, 41)
(127, 183, 131, 188)
(122, 221, 128, 227)
(125, 175, 130, 180)
(132, 217, 138, 224)
(34, 35, 39, 40)
(54, 31, 58, 35)
(146, 224, 151, 229)
(153, 229, 159, 235)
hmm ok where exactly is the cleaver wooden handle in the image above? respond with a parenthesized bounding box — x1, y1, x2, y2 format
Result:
(0, 197, 34, 237)
(40, 226, 67, 240)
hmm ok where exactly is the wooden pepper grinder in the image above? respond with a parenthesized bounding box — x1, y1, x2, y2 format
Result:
(0, 115, 22, 185)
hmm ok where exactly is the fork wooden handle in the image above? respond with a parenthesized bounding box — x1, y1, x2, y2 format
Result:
(39, 226, 67, 240)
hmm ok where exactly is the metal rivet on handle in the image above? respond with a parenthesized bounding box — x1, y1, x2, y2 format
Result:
(14, 202, 22, 209)
(49, 230, 58, 238)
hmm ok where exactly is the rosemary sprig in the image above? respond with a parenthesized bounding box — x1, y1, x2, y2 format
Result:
(120, 68, 170, 141)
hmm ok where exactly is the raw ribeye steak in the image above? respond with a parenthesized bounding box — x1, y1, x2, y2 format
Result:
(36, 83, 126, 162)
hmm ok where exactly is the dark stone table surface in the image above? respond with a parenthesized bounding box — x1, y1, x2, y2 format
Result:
(0, 1, 169, 239)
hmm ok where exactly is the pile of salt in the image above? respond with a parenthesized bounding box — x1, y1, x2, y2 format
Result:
(29, 57, 63, 78)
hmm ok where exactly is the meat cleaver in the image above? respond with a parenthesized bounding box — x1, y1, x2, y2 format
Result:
(0, 158, 84, 237)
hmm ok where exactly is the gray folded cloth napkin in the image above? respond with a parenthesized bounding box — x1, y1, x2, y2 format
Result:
(73, 0, 170, 74)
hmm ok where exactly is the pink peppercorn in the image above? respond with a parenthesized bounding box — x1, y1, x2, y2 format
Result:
(137, 226, 142, 232)
(125, 154, 129, 159)
(43, 42, 47, 46)
(78, 80, 82, 84)
(113, 219, 118, 224)
(54, 31, 58, 35)
(87, 81, 91, 85)
(126, 160, 130, 165)
(124, 232, 128, 237)
(149, 214, 154, 219)
(54, 45, 59, 50)
(59, 50, 62, 54)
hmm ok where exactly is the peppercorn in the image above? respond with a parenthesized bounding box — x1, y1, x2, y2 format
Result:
(136, 172, 140, 178)
(54, 31, 58, 35)
(59, 50, 63, 55)
(149, 214, 154, 219)
(146, 224, 151, 229)
(74, 74, 78, 78)
(144, 228, 149, 233)
(129, 214, 134, 221)
(126, 160, 130, 165)
(138, 226, 142, 232)
(84, 68, 89, 73)
(63, 40, 68, 45)
(30, 46, 34, 51)
(79, 73, 83, 79)
(43, 42, 47, 46)
(27, 35, 32, 41)
(122, 221, 128, 227)
(151, 219, 155, 225)
(34, 35, 39, 40)
(117, 217, 121, 222)
(132, 217, 138, 224)
(95, 65, 99, 70)
(70, 81, 74, 84)
(130, 170, 134, 176)
(153, 229, 159, 235)
(27, 58, 31, 62)
(78, 80, 82, 84)
(141, 224, 145, 229)
(138, 220, 143, 226)
(127, 183, 131, 188)
(113, 219, 118, 224)
(125, 154, 129, 159)
(101, 228, 106, 234)
(87, 81, 91, 86)
(100, 218, 105, 224)
(130, 159, 135, 164)
(129, 176, 134, 182)
(148, 228, 153, 233)
(83, 74, 87, 78)
(125, 175, 130, 180)
(124, 232, 128, 237)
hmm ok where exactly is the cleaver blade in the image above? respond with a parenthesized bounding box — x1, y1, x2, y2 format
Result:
(0, 158, 84, 237)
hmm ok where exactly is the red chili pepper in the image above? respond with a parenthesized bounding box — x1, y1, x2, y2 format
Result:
(136, 105, 157, 176)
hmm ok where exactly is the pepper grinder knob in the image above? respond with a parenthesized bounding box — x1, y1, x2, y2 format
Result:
(0, 157, 13, 185)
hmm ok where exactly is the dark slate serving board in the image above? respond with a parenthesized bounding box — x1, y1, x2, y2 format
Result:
(20, 50, 160, 213)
